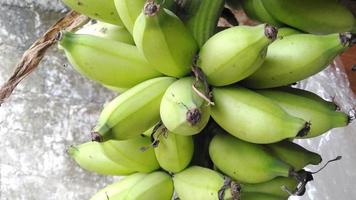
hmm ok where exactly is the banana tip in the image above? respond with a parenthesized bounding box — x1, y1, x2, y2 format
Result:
(264, 24, 278, 41)
(339, 32, 356, 47)
(186, 108, 202, 126)
(144, 1, 160, 16)
(91, 132, 103, 142)
(297, 122, 311, 137)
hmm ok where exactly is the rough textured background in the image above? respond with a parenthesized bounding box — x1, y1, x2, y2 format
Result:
(0, 0, 66, 11)
(0, 1, 356, 200)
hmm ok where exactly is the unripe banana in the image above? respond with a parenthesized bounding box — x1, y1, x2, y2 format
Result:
(256, 88, 349, 138)
(154, 130, 194, 173)
(278, 87, 338, 111)
(199, 24, 278, 86)
(58, 32, 162, 90)
(173, 166, 232, 200)
(114, 0, 175, 34)
(174, 166, 302, 200)
(76, 20, 134, 44)
(160, 77, 210, 136)
(209, 133, 293, 183)
(125, 171, 174, 200)
(243, 33, 355, 89)
(241, 177, 298, 198)
(90, 173, 147, 200)
(277, 27, 301, 38)
(68, 141, 134, 175)
(133, 1, 198, 78)
(266, 140, 322, 171)
(262, 0, 355, 34)
(101, 136, 160, 172)
(182, 0, 225, 47)
(240, 192, 287, 200)
(211, 86, 309, 144)
(62, 0, 123, 25)
(241, 0, 283, 27)
(92, 77, 176, 141)
(102, 84, 128, 93)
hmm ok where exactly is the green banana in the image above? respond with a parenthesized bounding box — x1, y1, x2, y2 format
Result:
(90, 173, 147, 200)
(240, 193, 287, 200)
(133, 1, 198, 78)
(62, 0, 123, 25)
(256, 88, 349, 138)
(173, 166, 232, 200)
(241, 177, 298, 198)
(76, 20, 134, 44)
(68, 141, 134, 175)
(277, 27, 302, 38)
(160, 77, 210, 136)
(174, 166, 301, 200)
(209, 133, 294, 183)
(102, 84, 128, 93)
(243, 33, 355, 89)
(154, 129, 194, 173)
(277, 87, 338, 111)
(92, 77, 176, 141)
(211, 86, 309, 144)
(266, 140, 322, 171)
(58, 32, 162, 90)
(199, 24, 277, 86)
(241, 0, 283, 27)
(101, 136, 160, 172)
(125, 171, 174, 200)
(114, 0, 175, 34)
(183, 0, 225, 47)
(261, 0, 355, 34)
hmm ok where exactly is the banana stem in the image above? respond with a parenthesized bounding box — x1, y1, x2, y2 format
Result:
(218, 176, 241, 200)
(141, 122, 167, 151)
(288, 169, 313, 196)
(191, 62, 215, 106)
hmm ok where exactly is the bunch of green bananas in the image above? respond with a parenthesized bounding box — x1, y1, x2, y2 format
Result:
(58, 0, 355, 199)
